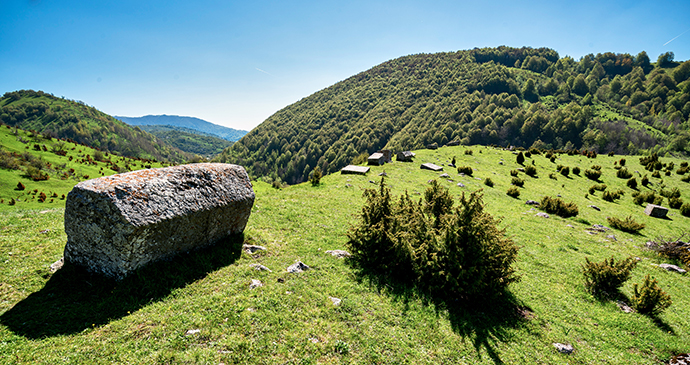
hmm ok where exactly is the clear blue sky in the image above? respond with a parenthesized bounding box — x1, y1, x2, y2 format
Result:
(2, 0, 689, 131)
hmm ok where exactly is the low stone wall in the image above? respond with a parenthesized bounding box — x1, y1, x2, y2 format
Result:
(64, 163, 254, 278)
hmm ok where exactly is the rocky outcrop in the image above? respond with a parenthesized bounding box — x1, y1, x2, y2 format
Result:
(64, 163, 254, 279)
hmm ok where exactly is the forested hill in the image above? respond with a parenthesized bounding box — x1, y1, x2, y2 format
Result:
(215, 46, 690, 184)
(0, 90, 192, 163)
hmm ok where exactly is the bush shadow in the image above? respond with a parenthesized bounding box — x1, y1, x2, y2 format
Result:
(352, 266, 530, 365)
(0, 234, 244, 339)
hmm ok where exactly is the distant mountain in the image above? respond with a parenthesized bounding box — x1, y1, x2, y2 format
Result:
(137, 125, 233, 157)
(115, 115, 247, 142)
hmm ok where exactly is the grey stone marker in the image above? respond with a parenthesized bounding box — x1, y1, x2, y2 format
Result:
(644, 204, 668, 218)
(64, 163, 254, 279)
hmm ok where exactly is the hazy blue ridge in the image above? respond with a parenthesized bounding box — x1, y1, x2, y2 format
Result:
(116, 115, 248, 141)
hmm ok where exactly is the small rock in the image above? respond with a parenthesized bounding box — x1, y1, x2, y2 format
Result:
(656, 263, 687, 274)
(536, 212, 550, 218)
(277, 277, 285, 283)
(457, 183, 465, 187)
(369, 180, 376, 184)
(670, 353, 690, 365)
(243, 244, 266, 254)
(344, 184, 353, 188)
(287, 261, 310, 273)
(557, 194, 562, 197)
(591, 224, 610, 232)
(329, 296, 342, 306)
(499, 161, 503, 165)
(525, 200, 539, 206)
(49, 257, 64, 273)
(325, 250, 351, 258)
(606, 235, 617, 241)
(589, 205, 600, 211)
(617, 300, 634, 313)
(246, 307, 257, 312)
(378, 172, 387, 177)
(40, 229, 50, 234)
(553, 343, 573, 354)
(475, 177, 482, 180)
(566, 224, 574, 228)
(517, 168, 525, 172)
(439, 173, 450, 178)
(249, 279, 263, 289)
(249, 263, 272, 272)
(185, 329, 201, 336)
(309, 337, 319, 343)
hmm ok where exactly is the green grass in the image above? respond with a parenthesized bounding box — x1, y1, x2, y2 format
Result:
(1, 145, 690, 364)
(0, 125, 166, 211)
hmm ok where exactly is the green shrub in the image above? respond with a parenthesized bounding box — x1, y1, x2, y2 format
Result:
(682, 175, 690, 183)
(506, 186, 520, 198)
(464, 149, 473, 155)
(607, 216, 645, 233)
(660, 187, 681, 199)
(616, 168, 632, 179)
(645, 237, 690, 267)
(25, 166, 49, 181)
(582, 256, 637, 297)
(619, 158, 626, 166)
(457, 165, 473, 176)
(525, 151, 532, 158)
(641, 175, 650, 186)
(511, 177, 524, 187)
(584, 169, 601, 181)
(602, 190, 623, 202)
(510, 170, 518, 177)
(549, 156, 556, 163)
(631, 275, 672, 316)
(539, 196, 579, 218)
(680, 203, 690, 217)
(351, 152, 369, 165)
(549, 173, 557, 180)
(309, 166, 322, 186)
(652, 171, 661, 178)
(560, 166, 570, 177)
(676, 166, 689, 175)
(591, 165, 602, 171)
(627, 177, 638, 189)
(516, 151, 525, 165)
(669, 197, 683, 209)
(484, 177, 494, 187)
(573, 166, 581, 175)
(524, 165, 537, 177)
(346, 180, 520, 301)
(633, 191, 663, 206)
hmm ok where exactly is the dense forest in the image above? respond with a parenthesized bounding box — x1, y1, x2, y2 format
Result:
(0, 90, 192, 163)
(138, 125, 234, 157)
(215, 47, 690, 184)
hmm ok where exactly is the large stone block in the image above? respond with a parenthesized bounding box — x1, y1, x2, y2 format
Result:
(64, 163, 254, 278)
(644, 203, 668, 218)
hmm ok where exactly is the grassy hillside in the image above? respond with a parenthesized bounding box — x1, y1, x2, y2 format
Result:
(0, 90, 193, 163)
(2, 145, 689, 364)
(0, 125, 168, 211)
(116, 115, 248, 142)
(216, 47, 690, 184)
(137, 125, 234, 158)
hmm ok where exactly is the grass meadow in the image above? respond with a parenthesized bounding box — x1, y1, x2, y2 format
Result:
(1, 145, 690, 364)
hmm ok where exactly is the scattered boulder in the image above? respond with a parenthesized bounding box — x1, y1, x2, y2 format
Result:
(185, 329, 201, 336)
(456, 183, 465, 188)
(287, 261, 310, 273)
(249, 263, 272, 272)
(553, 343, 573, 354)
(617, 300, 634, 313)
(525, 200, 539, 206)
(588, 224, 610, 232)
(606, 235, 617, 241)
(588, 205, 601, 211)
(329, 296, 342, 306)
(63, 163, 254, 279)
(644, 204, 668, 218)
(439, 173, 451, 178)
(249, 279, 263, 289)
(421, 163, 443, 171)
(655, 263, 687, 274)
(378, 172, 388, 177)
(243, 244, 266, 254)
(325, 250, 351, 258)
(49, 257, 64, 273)
(671, 353, 690, 365)
(536, 212, 550, 218)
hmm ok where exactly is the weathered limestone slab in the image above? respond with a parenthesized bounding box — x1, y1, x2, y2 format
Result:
(64, 163, 254, 278)
(420, 163, 443, 171)
(340, 165, 370, 175)
(644, 204, 668, 218)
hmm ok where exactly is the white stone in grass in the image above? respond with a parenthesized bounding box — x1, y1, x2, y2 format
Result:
(553, 343, 573, 354)
(329, 297, 342, 306)
(249, 263, 272, 272)
(249, 279, 263, 289)
(325, 250, 351, 258)
(617, 301, 634, 313)
(535, 212, 550, 218)
(185, 329, 201, 335)
(49, 257, 64, 273)
(243, 244, 266, 254)
(656, 263, 687, 274)
(287, 261, 309, 273)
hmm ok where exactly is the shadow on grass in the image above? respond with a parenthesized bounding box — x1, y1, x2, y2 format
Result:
(352, 267, 531, 365)
(0, 234, 244, 339)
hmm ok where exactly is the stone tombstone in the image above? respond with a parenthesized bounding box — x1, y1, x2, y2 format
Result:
(396, 151, 415, 162)
(367, 152, 385, 166)
(64, 163, 255, 279)
(644, 203, 668, 218)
